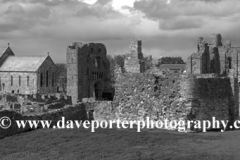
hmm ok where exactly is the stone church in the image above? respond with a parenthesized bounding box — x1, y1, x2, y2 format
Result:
(67, 42, 112, 104)
(0, 44, 57, 95)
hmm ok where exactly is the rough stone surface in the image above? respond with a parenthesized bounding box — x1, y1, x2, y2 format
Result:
(67, 42, 112, 104)
(124, 39, 145, 73)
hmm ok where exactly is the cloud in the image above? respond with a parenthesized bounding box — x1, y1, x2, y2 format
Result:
(133, 0, 240, 30)
(95, 0, 112, 6)
(75, 3, 122, 19)
(1, 0, 81, 6)
(160, 17, 203, 30)
(0, 4, 51, 32)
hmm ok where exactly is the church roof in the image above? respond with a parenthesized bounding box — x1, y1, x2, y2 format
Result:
(0, 55, 48, 72)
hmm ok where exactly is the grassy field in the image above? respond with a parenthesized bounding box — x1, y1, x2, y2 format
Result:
(0, 126, 239, 160)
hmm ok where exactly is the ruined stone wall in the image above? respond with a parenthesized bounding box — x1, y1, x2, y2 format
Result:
(90, 72, 239, 125)
(112, 73, 185, 121)
(67, 44, 79, 104)
(124, 39, 145, 73)
(180, 74, 238, 122)
(187, 34, 240, 79)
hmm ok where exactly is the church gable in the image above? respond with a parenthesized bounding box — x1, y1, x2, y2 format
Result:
(0, 46, 15, 67)
(37, 55, 56, 72)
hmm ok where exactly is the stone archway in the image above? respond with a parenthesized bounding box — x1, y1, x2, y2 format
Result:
(94, 81, 103, 100)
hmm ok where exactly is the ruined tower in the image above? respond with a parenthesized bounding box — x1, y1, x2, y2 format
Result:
(67, 42, 111, 104)
(124, 39, 145, 73)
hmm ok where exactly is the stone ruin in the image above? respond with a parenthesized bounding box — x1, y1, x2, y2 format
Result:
(182, 33, 240, 124)
(67, 42, 113, 104)
(186, 33, 240, 78)
(124, 39, 154, 73)
(0, 93, 71, 115)
(106, 34, 240, 129)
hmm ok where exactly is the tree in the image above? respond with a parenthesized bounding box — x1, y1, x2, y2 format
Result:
(114, 55, 125, 67)
(156, 57, 185, 67)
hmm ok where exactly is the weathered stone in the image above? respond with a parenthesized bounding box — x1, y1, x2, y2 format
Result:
(66, 42, 112, 104)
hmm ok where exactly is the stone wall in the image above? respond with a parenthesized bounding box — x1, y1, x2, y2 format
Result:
(0, 46, 14, 68)
(180, 74, 238, 123)
(124, 39, 145, 73)
(112, 73, 184, 121)
(0, 72, 37, 94)
(0, 103, 88, 139)
(0, 56, 57, 95)
(90, 73, 239, 127)
(36, 56, 57, 94)
(67, 42, 111, 104)
(186, 34, 240, 80)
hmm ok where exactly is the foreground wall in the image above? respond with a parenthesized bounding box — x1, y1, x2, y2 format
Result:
(0, 104, 88, 139)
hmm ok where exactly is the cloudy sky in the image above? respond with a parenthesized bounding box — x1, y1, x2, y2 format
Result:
(0, 0, 240, 63)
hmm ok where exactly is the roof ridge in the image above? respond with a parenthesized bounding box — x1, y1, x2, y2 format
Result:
(13, 55, 47, 57)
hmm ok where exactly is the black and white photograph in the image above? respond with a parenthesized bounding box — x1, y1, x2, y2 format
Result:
(0, 0, 240, 159)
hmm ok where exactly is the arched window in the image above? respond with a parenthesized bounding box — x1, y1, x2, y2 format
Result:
(227, 57, 232, 69)
(52, 73, 54, 87)
(40, 73, 43, 87)
(46, 70, 49, 87)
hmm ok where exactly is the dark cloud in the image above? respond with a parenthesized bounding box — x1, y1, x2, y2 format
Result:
(1, 0, 81, 6)
(95, 0, 112, 6)
(0, 4, 50, 32)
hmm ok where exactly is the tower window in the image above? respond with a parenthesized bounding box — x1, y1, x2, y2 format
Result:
(27, 76, 29, 86)
(11, 76, 13, 86)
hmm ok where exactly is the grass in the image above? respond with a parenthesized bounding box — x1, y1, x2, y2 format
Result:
(0, 125, 239, 160)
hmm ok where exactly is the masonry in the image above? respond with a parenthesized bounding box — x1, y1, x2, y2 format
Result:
(91, 35, 240, 128)
(0, 45, 57, 95)
(124, 39, 145, 73)
(67, 42, 112, 104)
(183, 33, 240, 123)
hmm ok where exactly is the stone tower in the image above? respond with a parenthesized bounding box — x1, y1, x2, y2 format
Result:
(66, 42, 81, 104)
(124, 39, 145, 73)
(67, 42, 111, 104)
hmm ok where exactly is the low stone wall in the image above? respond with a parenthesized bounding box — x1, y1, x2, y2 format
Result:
(0, 103, 88, 139)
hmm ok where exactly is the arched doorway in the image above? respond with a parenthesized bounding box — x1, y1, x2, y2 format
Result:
(94, 81, 102, 100)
